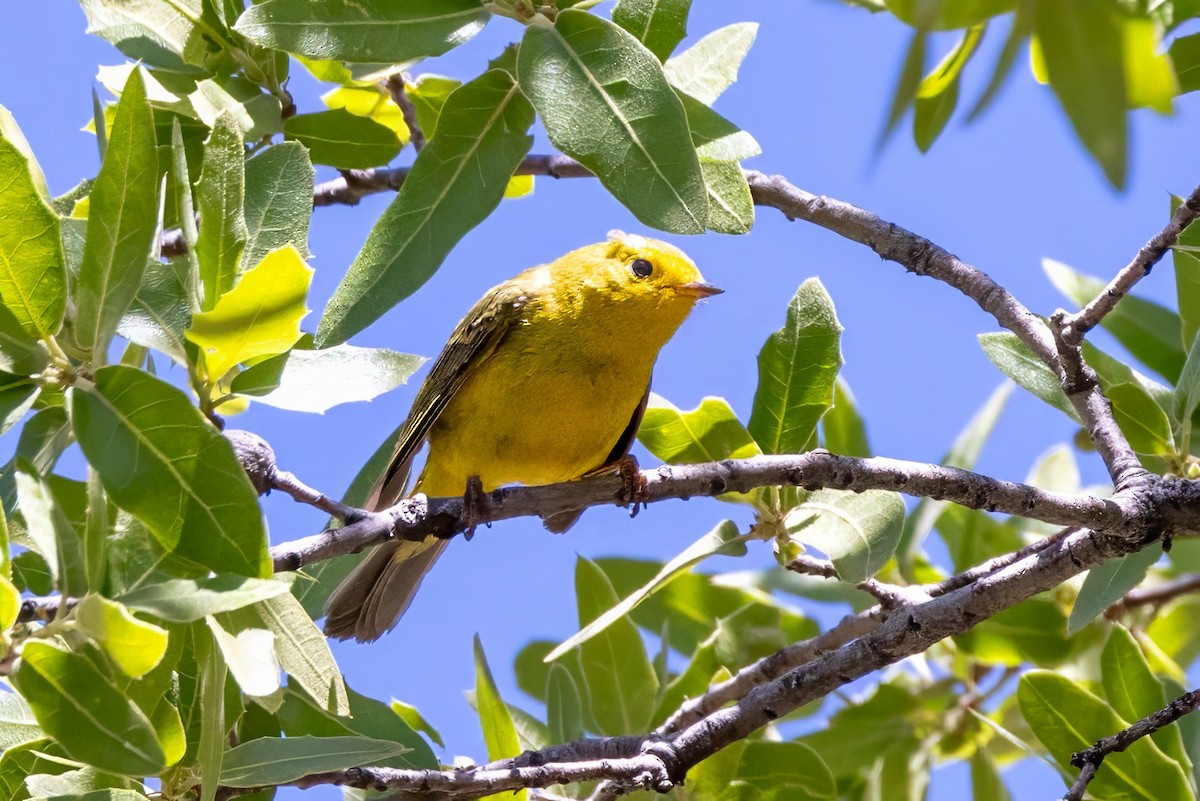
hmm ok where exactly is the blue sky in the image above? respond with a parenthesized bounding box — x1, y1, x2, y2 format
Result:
(4, 2, 1200, 798)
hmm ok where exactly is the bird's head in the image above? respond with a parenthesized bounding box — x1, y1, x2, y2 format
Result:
(562, 230, 722, 305)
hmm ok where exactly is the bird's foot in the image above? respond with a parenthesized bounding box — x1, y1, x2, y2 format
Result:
(615, 454, 649, 518)
(463, 475, 491, 541)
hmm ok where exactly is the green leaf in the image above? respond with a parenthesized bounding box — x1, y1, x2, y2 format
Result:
(700, 159, 754, 234)
(117, 262, 191, 365)
(936, 505, 1023, 574)
(798, 684, 918, 777)
(663, 22, 757, 105)
(218, 590, 349, 716)
(76, 68, 159, 356)
(966, 4, 1031, 122)
(12, 640, 165, 775)
(880, 31, 926, 145)
(978, 332, 1076, 419)
(0, 303, 46, 376)
(612, 0, 691, 61)
(1108, 382, 1174, 455)
(787, 489, 905, 583)
(0, 104, 49, 200)
(231, 343, 425, 414)
(518, 10, 706, 234)
(75, 594, 169, 679)
(14, 464, 86, 597)
(737, 741, 836, 800)
(30, 790, 148, 801)
(884, 0, 1014, 29)
(404, 74, 463, 138)
(0, 378, 37, 437)
(958, 596, 1074, 667)
(913, 26, 982, 152)
(1176, 328, 1200, 436)
(70, 365, 270, 577)
(80, 0, 229, 70)
(547, 521, 745, 661)
(196, 626, 227, 801)
(638, 394, 759, 464)
(1123, 15, 1177, 113)
(1170, 32, 1200, 94)
(1019, 671, 1191, 799)
(219, 735, 407, 788)
(1033, 0, 1126, 187)
(680, 93, 760, 162)
(1044, 258, 1185, 383)
(234, 0, 489, 63)
(970, 750, 1012, 801)
(277, 685, 437, 770)
(243, 142, 314, 270)
(186, 244, 312, 379)
(283, 109, 402, 170)
(188, 77, 282, 143)
(207, 618, 281, 703)
(316, 70, 533, 346)
(196, 112, 247, 310)
(545, 664, 584, 745)
(1103, 626, 1191, 770)
(747, 278, 843, 454)
(1174, 194, 1200, 349)
(473, 636, 526, 801)
(390, 700, 444, 749)
(574, 557, 659, 735)
(0, 692, 42, 751)
(0, 121, 65, 340)
(822, 377, 870, 457)
(1068, 548, 1160, 636)
(116, 576, 290, 622)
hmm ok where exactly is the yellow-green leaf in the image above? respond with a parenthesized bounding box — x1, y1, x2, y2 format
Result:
(186, 244, 312, 379)
(75, 594, 169, 679)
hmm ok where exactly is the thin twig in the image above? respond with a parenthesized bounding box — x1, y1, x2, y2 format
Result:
(1060, 182, 1200, 346)
(1106, 572, 1200, 617)
(1063, 688, 1200, 801)
(385, 73, 426, 151)
(268, 452, 1123, 573)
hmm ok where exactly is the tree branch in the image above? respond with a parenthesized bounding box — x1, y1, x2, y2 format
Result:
(1059, 182, 1200, 346)
(268, 452, 1122, 573)
(1063, 688, 1200, 801)
(385, 73, 425, 152)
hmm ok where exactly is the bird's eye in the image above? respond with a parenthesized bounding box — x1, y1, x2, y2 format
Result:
(630, 258, 654, 278)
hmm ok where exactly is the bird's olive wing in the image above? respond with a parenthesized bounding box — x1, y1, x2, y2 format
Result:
(368, 282, 530, 508)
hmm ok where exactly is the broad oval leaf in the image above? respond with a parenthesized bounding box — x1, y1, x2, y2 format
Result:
(231, 343, 425, 414)
(518, 10, 707, 234)
(219, 734, 408, 788)
(1019, 671, 1191, 800)
(786, 489, 905, 583)
(1102, 626, 1191, 770)
(1107, 382, 1174, 455)
(978, 331, 1078, 420)
(117, 262, 191, 366)
(75, 594, 169, 679)
(1033, 0, 1127, 187)
(573, 557, 659, 735)
(283, 109, 402, 170)
(638, 394, 759, 464)
(664, 22, 758, 106)
(0, 122, 65, 340)
(737, 741, 836, 800)
(70, 365, 270, 578)
(207, 618, 280, 699)
(243, 142, 314, 270)
(747, 278, 843, 454)
(1067, 548, 1160, 636)
(547, 520, 745, 661)
(473, 636, 526, 801)
(612, 0, 691, 61)
(196, 112, 247, 310)
(185, 244, 312, 380)
(12, 640, 166, 776)
(316, 70, 534, 346)
(116, 576, 290, 623)
(234, 0, 489, 63)
(76, 67, 159, 356)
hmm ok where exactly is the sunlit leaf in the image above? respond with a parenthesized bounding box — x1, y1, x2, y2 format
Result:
(664, 22, 757, 105)
(473, 636, 525, 801)
(612, 0, 691, 61)
(283, 109, 402, 170)
(519, 10, 706, 234)
(196, 112, 247, 310)
(75, 594, 169, 679)
(787, 489, 905, 582)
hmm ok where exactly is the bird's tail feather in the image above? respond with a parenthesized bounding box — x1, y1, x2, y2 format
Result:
(323, 536, 448, 642)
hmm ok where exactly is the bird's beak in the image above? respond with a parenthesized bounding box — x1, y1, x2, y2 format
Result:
(678, 282, 724, 298)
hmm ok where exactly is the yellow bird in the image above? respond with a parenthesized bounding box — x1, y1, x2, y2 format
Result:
(324, 231, 721, 642)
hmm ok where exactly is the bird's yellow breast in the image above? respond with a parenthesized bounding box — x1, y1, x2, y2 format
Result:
(415, 279, 693, 498)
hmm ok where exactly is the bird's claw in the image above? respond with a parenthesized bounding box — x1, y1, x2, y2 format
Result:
(615, 454, 649, 518)
(462, 475, 491, 541)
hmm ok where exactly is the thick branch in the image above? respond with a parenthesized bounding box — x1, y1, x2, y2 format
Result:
(269, 452, 1122, 573)
(1060, 182, 1200, 346)
(1063, 688, 1200, 801)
